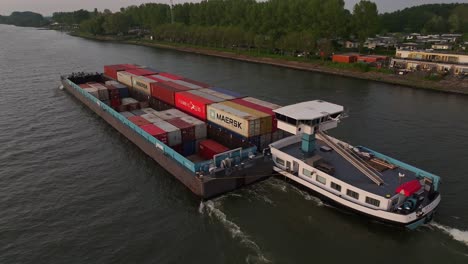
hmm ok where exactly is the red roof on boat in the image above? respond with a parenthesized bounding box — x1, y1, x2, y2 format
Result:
(396, 180, 421, 197)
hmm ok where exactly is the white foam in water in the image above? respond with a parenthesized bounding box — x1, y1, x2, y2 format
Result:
(431, 222, 468, 247)
(288, 184, 324, 206)
(200, 200, 271, 263)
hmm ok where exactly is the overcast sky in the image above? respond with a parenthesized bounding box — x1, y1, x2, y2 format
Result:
(0, 0, 465, 16)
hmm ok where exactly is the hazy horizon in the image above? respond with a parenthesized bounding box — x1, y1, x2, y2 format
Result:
(0, 0, 464, 16)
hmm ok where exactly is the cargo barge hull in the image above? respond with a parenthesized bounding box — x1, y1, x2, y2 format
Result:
(61, 77, 273, 199)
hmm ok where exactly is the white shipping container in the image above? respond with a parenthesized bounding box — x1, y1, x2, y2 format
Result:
(153, 120, 182, 146)
(149, 74, 172, 82)
(83, 87, 99, 98)
(121, 98, 139, 105)
(206, 103, 261, 137)
(199, 88, 235, 100)
(172, 80, 202, 89)
(132, 76, 156, 95)
(141, 113, 163, 123)
(188, 90, 225, 103)
(242, 97, 282, 110)
(117, 71, 137, 87)
(141, 108, 159, 115)
(180, 116, 207, 139)
(154, 109, 187, 120)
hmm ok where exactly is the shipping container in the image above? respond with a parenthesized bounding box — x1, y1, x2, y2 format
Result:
(79, 83, 91, 89)
(110, 97, 121, 108)
(180, 140, 196, 156)
(172, 79, 202, 90)
(150, 82, 180, 105)
(115, 104, 128, 112)
(241, 97, 281, 110)
(117, 71, 137, 87)
(141, 107, 159, 116)
(222, 101, 272, 135)
(207, 103, 262, 137)
(128, 116, 151, 126)
(140, 124, 168, 145)
(104, 64, 140, 79)
(188, 90, 225, 103)
(121, 98, 139, 105)
(149, 97, 173, 111)
(105, 80, 130, 98)
(126, 68, 158, 76)
(132, 76, 156, 96)
(161, 81, 194, 92)
(131, 89, 151, 102)
(181, 78, 210, 88)
(153, 120, 182, 146)
(199, 88, 236, 100)
(211, 87, 245, 98)
(158, 72, 183, 80)
(180, 116, 207, 140)
(231, 98, 279, 132)
(120, 111, 135, 118)
(130, 109, 146, 116)
(140, 113, 162, 123)
(83, 87, 99, 98)
(167, 117, 196, 142)
(153, 108, 187, 120)
(332, 54, 357, 63)
(199, 139, 230, 160)
(207, 122, 260, 150)
(174, 91, 213, 121)
(148, 74, 173, 82)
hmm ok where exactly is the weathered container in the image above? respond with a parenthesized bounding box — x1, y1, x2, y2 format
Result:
(211, 87, 245, 98)
(200, 88, 236, 100)
(241, 97, 281, 110)
(150, 82, 180, 105)
(206, 103, 261, 137)
(222, 101, 272, 135)
(130, 109, 146, 116)
(180, 116, 207, 140)
(182, 78, 210, 88)
(120, 111, 135, 118)
(231, 98, 278, 132)
(132, 76, 156, 96)
(105, 81, 130, 98)
(175, 91, 213, 121)
(149, 97, 173, 111)
(140, 113, 162, 123)
(83, 87, 99, 98)
(158, 72, 183, 80)
(115, 104, 128, 112)
(128, 116, 151, 126)
(140, 124, 168, 145)
(153, 109, 187, 120)
(148, 74, 173, 82)
(117, 71, 137, 87)
(110, 97, 121, 108)
(131, 89, 151, 102)
(189, 90, 225, 103)
(199, 139, 230, 160)
(79, 83, 91, 89)
(332, 54, 357, 63)
(167, 117, 196, 142)
(126, 68, 158, 76)
(141, 107, 159, 116)
(172, 79, 202, 90)
(207, 122, 257, 150)
(121, 98, 139, 105)
(153, 120, 182, 146)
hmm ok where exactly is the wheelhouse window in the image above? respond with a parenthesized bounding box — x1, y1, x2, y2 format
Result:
(316, 174, 326, 185)
(276, 157, 285, 166)
(302, 168, 313, 178)
(346, 189, 359, 200)
(331, 182, 341, 192)
(365, 197, 381, 207)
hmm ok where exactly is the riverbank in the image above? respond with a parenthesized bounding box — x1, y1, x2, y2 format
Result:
(72, 32, 468, 95)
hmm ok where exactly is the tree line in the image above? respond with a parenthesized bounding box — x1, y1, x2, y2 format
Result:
(0, 11, 48, 27)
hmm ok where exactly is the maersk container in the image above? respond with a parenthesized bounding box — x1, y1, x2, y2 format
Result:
(150, 82, 180, 105)
(199, 88, 236, 100)
(130, 109, 146, 116)
(222, 101, 272, 135)
(140, 113, 163, 123)
(172, 80, 202, 90)
(206, 103, 261, 138)
(175, 91, 213, 121)
(232, 98, 280, 132)
(153, 109, 187, 120)
(199, 139, 230, 160)
(140, 124, 168, 145)
(189, 90, 225, 103)
(132, 76, 156, 96)
(120, 111, 135, 118)
(158, 72, 183, 80)
(117, 71, 137, 88)
(128, 116, 151, 126)
(167, 117, 196, 142)
(211, 87, 244, 98)
(153, 120, 182, 146)
(180, 116, 207, 140)
(182, 78, 210, 88)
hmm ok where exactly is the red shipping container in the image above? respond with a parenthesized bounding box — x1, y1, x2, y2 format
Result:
(104, 65, 125, 79)
(332, 54, 357, 63)
(199, 139, 230, 160)
(140, 124, 168, 144)
(231, 98, 278, 131)
(150, 82, 181, 105)
(181, 78, 210, 88)
(126, 68, 158, 76)
(167, 117, 196, 142)
(174, 91, 213, 120)
(158, 72, 183, 80)
(357, 55, 378, 63)
(163, 81, 193, 91)
(115, 104, 128, 112)
(79, 84, 91, 89)
(110, 98, 121, 107)
(128, 116, 151, 126)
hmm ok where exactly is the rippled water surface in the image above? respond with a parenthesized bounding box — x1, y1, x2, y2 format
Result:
(1, 25, 468, 263)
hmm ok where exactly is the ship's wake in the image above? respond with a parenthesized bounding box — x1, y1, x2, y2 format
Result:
(200, 200, 271, 264)
(430, 222, 468, 247)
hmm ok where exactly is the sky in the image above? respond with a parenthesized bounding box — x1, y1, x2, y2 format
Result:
(0, 0, 465, 16)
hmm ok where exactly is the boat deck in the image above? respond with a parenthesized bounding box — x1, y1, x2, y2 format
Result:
(280, 140, 420, 197)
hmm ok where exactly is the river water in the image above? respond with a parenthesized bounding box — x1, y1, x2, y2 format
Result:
(1, 25, 467, 263)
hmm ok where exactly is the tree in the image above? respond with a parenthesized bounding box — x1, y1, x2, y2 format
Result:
(352, 0, 379, 50)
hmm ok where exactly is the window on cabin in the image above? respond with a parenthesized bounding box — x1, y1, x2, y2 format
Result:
(346, 189, 359, 200)
(316, 174, 326, 185)
(365, 197, 381, 207)
(331, 182, 341, 192)
(303, 168, 313, 178)
(276, 157, 285, 166)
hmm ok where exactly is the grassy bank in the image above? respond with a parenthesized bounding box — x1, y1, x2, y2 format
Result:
(72, 32, 468, 95)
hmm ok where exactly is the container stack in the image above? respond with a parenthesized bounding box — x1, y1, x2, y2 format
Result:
(104, 64, 140, 79)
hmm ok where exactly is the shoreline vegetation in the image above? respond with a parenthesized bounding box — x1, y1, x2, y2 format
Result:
(71, 32, 468, 95)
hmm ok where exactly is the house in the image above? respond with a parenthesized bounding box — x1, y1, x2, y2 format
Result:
(344, 41, 359, 49)
(431, 43, 452, 50)
(391, 49, 468, 75)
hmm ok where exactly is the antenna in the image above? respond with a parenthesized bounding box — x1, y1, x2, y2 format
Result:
(169, 0, 174, 24)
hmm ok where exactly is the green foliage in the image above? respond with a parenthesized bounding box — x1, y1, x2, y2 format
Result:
(0, 11, 48, 27)
(52, 9, 91, 25)
(353, 0, 379, 43)
(80, 16, 104, 35)
(103, 12, 132, 35)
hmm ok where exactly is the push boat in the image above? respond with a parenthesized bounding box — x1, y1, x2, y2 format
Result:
(61, 66, 441, 229)
(270, 101, 441, 229)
